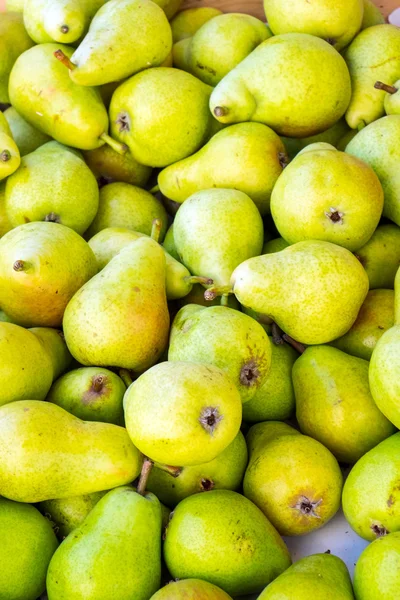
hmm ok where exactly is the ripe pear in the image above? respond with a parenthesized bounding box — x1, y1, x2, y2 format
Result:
(231, 241, 369, 345)
(147, 431, 248, 507)
(210, 34, 351, 138)
(164, 490, 291, 596)
(271, 143, 383, 251)
(354, 532, 400, 599)
(150, 579, 232, 600)
(362, 0, 385, 29)
(263, 237, 290, 254)
(0, 181, 12, 238)
(0, 400, 142, 502)
(163, 223, 179, 260)
(30, 326, 73, 380)
(39, 491, 107, 539)
(158, 123, 288, 216)
(332, 290, 394, 360)
(243, 422, 343, 536)
(369, 326, 400, 429)
(0, 12, 34, 103)
(342, 432, 400, 540)
(0, 222, 97, 327)
(258, 553, 355, 600)
(281, 118, 350, 160)
(174, 189, 264, 288)
(242, 337, 297, 423)
(85, 182, 168, 240)
(171, 7, 223, 42)
(355, 225, 400, 289)
(47, 367, 126, 425)
(124, 361, 242, 467)
(344, 25, 400, 129)
(109, 67, 214, 167)
(83, 144, 152, 187)
(47, 487, 162, 600)
(0, 131, 20, 182)
(4, 106, 51, 156)
(153, 0, 182, 19)
(0, 498, 58, 600)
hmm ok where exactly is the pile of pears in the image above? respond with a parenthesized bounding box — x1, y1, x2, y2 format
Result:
(1, 0, 400, 598)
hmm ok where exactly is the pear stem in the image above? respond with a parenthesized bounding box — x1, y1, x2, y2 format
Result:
(374, 81, 398, 94)
(153, 462, 183, 478)
(119, 369, 133, 388)
(54, 49, 76, 70)
(185, 276, 214, 286)
(13, 260, 28, 272)
(99, 133, 128, 155)
(204, 285, 233, 302)
(271, 322, 306, 354)
(282, 333, 306, 354)
(271, 322, 284, 345)
(137, 458, 154, 496)
(151, 219, 162, 243)
(150, 184, 160, 194)
(0, 150, 11, 162)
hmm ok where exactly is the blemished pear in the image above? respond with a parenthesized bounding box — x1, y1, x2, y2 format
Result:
(39, 491, 107, 539)
(354, 532, 400, 600)
(0, 12, 34, 103)
(158, 123, 288, 215)
(210, 33, 351, 138)
(0, 401, 142, 503)
(83, 144, 152, 188)
(4, 107, 51, 156)
(356, 225, 400, 289)
(231, 241, 369, 345)
(150, 579, 232, 600)
(124, 361, 242, 467)
(171, 7, 223, 42)
(63, 237, 170, 371)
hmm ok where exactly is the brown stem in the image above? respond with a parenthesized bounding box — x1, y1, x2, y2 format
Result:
(0, 150, 11, 162)
(282, 333, 306, 354)
(119, 369, 133, 388)
(374, 81, 398, 94)
(271, 322, 284, 345)
(137, 458, 154, 496)
(13, 260, 27, 272)
(54, 49, 76, 70)
(99, 133, 128, 155)
(214, 106, 228, 117)
(91, 375, 105, 393)
(153, 462, 183, 478)
(186, 276, 214, 286)
(204, 285, 233, 301)
(151, 219, 162, 243)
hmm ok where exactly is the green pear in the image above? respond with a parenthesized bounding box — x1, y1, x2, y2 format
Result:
(342, 432, 400, 540)
(85, 182, 168, 240)
(331, 290, 394, 360)
(164, 490, 291, 596)
(355, 225, 400, 289)
(0, 498, 58, 600)
(63, 237, 170, 371)
(344, 25, 400, 129)
(271, 143, 383, 251)
(109, 67, 214, 167)
(39, 491, 107, 539)
(0, 308, 14, 322)
(147, 431, 248, 507)
(30, 326, 73, 380)
(376, 79, 400, 115)
(354, 532, 400, 599)
(0, 12, 34, 103)
(263, 237, 290, 254)
(0, 181, 12, 237)
(124, 361, 242, 467)
(210, 34, 351, 138)
(47, 486, 162, 600)
(158, 123, 288, 215)
(171, 7, 223, 41)
(362, 0, 385, 29)
(294, 346, 395, 464)
(243, 421, 343, 536)
(231, 241, 369, 345)
(83, 144, 152, 187)
(150, 579, 232, 600)
(369, 326, 400, 429)
(0, 222, 97, 327)
(258, 553, 355, 600)
(174, 188, 264, 287)
(0, 322, 53, 406)
(4, 106, 51, 156)
(152, 0, 182, 19)
(281, 118, 350, 160)
(242, 337, 297, 423)
(172, 37, 191, 70)
(47, 367, 126, 425)
(163, 223, 179, 261)
(0, 131, 20, 181)
(0, 400, 142, 502)
(5, 141, 99, 234)
(169, 305, 272, 404)
(178, 282, 240, 310)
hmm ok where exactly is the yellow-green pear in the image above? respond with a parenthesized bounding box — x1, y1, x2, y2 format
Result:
(243, 421, 343, 536)
(231, 241, 369, 345)
(0, 12, 34, 103)
(356, 225, 400, 289)
(271, 143, 383, 251)
(124, 361, 242, 467)
(369, 325, 400, 430)
(163, 223, 179, 260)
(362, 0, 385, 29)
(344, 25, 400, 129)
(150, 580, 232, 600)
(178, 282, 240, 310)
(4, 106, 51, 156)
(158, 123, 288, 215)
(354, 532, 400, 599)
(210, 34, 351, 138)
(263, 237, 290, 254)
(30, 326, 73, 380)
(83, 144, 152, 187)
(374, 79, 400, 115)
(39, 491, 107, 539)
(0, 400, 142, 502)
(6, 0, 25, 10)
(0, 181, 12, 238)
(0, 131, 20, 182)
(281, 118, 350, 160)
(0, 222, 98, 327)
(153, 0, 182, 19)
(171, 7, 223, 41)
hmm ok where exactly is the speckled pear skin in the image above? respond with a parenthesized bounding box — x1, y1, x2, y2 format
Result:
(171, 7, 223, 42)
(150, 579, 233, 600)
(4, 107, 51, 156)
(354, 532, 400, 599)
(231, 240, 369, 345)
(46, 487, 162, 600)
(0, 12, 34, 103)
(39, 491, 107, 539)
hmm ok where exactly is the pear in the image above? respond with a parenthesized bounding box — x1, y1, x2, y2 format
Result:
(171, 7, 223, 42)
(147, 431, 248, 507)
(174, 188, 264, 288)
(242, 337, 297, 423)
(344, 25, 400, 129)
(231, 241, 369, 345)
(258, 553, 355, 600)
(210, 34, 351, 138)
(4, 106, 51, 156)
(83, 144, 152, 187)
(178, 282, 240, 310)
(271, 144, 383, 251)
(0, 498, 58, 600)
(39, 491, 107, 539)
(169, 305, 272, 404)
(0, 400, 142, 502)
(163, 223, 179, 261)
(0, 222, 97, 327)
(332, 290, 394, 360)
(47, 487, 162, 600)
(355, 225, 400, 289)
(164, 490, 291, 596)
(0, 181, 12, 238)
(263, 237, 290, 254)
(0, 130, 20, 182)
(5, 0, 25, 10)
(281, 118, 350, 160)
(124, 361, 242, 467)
(376, 79, 400, 115)
(243, 421, 343, 536)
(63, 237, 170, 371)
(263, 0, 362, 50)
(346, 116, 400, 226)
(152, 0, 182, 19)
(150, 579, 232, 600)
(5, 141, 99, 234)
(110, 67, 214, 167)
(0, 12, 34, 103)
(47, 367, 126, 425)
(354, 532, 400, 599)
(362, 0, 385, 29)
(30, 326, 73, 380)
(85, 182, 168, 240)
(342, 432, 400, 540)
(158, 123, 288, 216)
(369, 326, 400, 429)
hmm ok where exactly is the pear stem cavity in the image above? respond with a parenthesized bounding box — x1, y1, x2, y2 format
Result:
(240, 359, 260, 387)
(371, 524, 389, 537)
(116, 112, 131, 133)
(214, 106, 228, 118)
(119, 369, 134, 388)
(99, 133, 128, 155)
(374, 81, 398, 94)
(153, 463, 183, 478)
(54, 49, 76, 70)
(199, 406, 223, 435)
(151, 219, 162, 243)
(204, 285, 233, 302)
(137, 457, 153, 496)
(278, 152, 289, 168)
(201, 478, 215, 491)
(325, 207, 344, 224)
(0, 150, 11, 162)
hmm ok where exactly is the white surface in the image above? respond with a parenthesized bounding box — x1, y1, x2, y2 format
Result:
(389, 7, 400, 25)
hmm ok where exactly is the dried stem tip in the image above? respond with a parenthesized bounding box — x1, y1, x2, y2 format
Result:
(13, 260, 26, 272)
(153, 463, 183, 478)
(137, 458, 154, 496)
(214, 106, 228, 118)
(0, 150, 11, 162)
(374, 81, 398, 94)
(54, 49, 76, 70)
(151, 219, 162, 243)
(60, 25, 69, 34)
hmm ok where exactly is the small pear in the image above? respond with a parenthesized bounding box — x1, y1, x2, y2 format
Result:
(39, 491, 107, 539)
(30, 326, 73, 380)
(171, 7, 223, 42)
(150, 579, 232, 600)
(0, 12, 34, 103)
(163, 223, 179, 261)
(362, 0, 385, 29)
(375, 79, 400, 115)
(281, 118, 350, 160)
(354, 532, 400, 599)
(4, 106, 51, 156)
(83, 144, 152, 187)
(355, 224, 400, 289)
(263, 237, 290, 254)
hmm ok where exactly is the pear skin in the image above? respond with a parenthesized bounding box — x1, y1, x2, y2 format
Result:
(0, 132, 20, 181)
(362, 0, 385, 29)
(163, 223, 179, 260)
(83, 144, 152, 187)
(150, 579, 232, 600)
(0, 181, 12, 238)
(171, 7, 223, 42)
(43, 0, 107, 44)
(39, 491, 107, 539)
(355, 224, 400, 289)
(281, 118, 350, 160)
(30, 326, 73, 381)
(152, 0, 182, 20)
(354, 532, 400, 599)
(263, 237, 290, 254)
(381, 79, 400, 115)
(369, 326, 400, 430)
(0, 12, 34, 103)
(4, 107, 51, 156)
